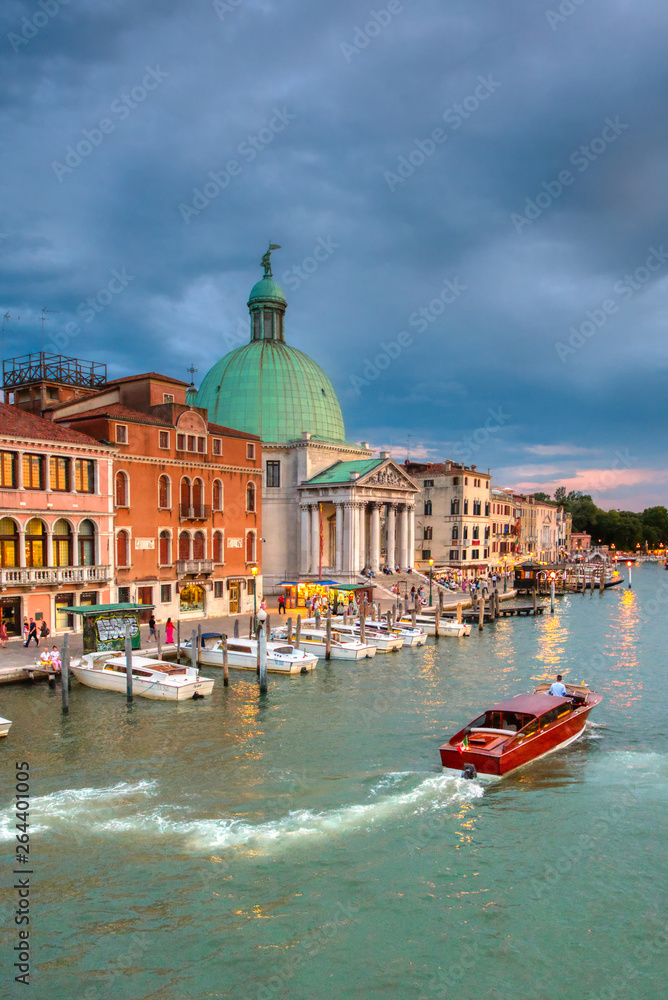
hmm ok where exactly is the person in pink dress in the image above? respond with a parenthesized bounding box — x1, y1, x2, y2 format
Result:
(165, 618, 175, 644)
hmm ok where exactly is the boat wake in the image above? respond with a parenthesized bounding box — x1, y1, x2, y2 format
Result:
(0, 773, 482, 853)
(0, 779, 157, 841)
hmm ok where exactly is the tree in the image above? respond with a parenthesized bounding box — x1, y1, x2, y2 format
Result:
(554, 487, 566, 503)
(532, 492, 550, 502)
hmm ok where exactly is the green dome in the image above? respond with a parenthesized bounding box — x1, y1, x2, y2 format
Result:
(248, 277, 287, 306)
(196, 340, 347, 444)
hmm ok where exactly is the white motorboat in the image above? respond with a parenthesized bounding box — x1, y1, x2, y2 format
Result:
(397, 614, 471, 637)
(179, 633, 317, 673)
(302, 618, 403, 652)
(70, 653, 215, 700)
(0, 716, 12, 737)
(386, 623, 427, 646)
(270, 626, 376, 659)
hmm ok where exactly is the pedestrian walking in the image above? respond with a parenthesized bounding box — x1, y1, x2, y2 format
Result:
(165, 618, 175, 644)
(25, 618, 39, 647)
(277, 594, 286, 614)
(39, 620, 50, 641)
(0, 621, 8, 648)
(148, 614, 157, 641)
(22, 618, 29, 644)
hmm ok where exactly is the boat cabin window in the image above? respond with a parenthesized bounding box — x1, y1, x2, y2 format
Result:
(519, 718, 539, 738)
(273, 646, 294, 654)
(540, 707, 565, 728)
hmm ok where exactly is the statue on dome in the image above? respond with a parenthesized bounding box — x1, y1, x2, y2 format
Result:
(261, 243, 282, 278)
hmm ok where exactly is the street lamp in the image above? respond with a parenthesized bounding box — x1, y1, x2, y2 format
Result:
(429, 558, 434, 607)
(251, 565, 258, 629)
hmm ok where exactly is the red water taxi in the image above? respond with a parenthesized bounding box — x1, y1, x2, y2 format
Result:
(439, 683, 602, 779)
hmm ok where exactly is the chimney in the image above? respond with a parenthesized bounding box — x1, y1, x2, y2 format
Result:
(301, 431, 311, 441)
(360, 441, 369, 449)
(380, 450, 390, 459)
(350, 471, 359, 480)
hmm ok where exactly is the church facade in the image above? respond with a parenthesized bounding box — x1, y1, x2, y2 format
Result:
(193, 248, 418, 590)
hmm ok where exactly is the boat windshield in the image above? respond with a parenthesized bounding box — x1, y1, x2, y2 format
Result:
(468, 711, 534, 733)
(273, 645, 294, 654)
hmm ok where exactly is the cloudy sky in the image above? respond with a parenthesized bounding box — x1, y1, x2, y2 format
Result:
(2, 0, 668, 510)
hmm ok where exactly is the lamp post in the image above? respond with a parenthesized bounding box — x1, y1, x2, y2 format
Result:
(429, 558, 434, 607)
(251, 565, 258, 629)
(627, 560, 632, 589)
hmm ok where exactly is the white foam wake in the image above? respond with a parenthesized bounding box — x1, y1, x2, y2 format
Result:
(95, 773, 483, 851)
(0, 779, 157, 840)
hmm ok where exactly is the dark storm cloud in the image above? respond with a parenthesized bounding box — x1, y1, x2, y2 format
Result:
(2, 0, 668, 507)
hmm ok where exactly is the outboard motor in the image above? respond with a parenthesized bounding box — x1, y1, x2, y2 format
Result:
(461, 763, 477, 780)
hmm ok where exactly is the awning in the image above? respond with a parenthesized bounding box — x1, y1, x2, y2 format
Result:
(59, 603, 154, 614)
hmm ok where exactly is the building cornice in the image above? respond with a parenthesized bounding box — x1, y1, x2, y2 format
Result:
(113, 454, 262, 476)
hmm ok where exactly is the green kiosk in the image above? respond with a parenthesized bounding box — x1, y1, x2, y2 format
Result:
(61, 604, 154, 653)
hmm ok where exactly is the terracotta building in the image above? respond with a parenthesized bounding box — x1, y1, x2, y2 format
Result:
(0, 401, 115, 635)
(49, 371, 263, 622)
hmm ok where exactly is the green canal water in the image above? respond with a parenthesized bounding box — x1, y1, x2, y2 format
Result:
(1, 566, 666, 999)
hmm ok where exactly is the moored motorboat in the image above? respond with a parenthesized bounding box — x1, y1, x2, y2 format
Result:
(270, 625, 376, 659)
(397, 614, 470, 637)
(439, 682, 602, 779)
(70, 653, 214, 700)
(179, 633, 317, 673)
(303, 618, 403, 652)
(0, 716, 12, 737)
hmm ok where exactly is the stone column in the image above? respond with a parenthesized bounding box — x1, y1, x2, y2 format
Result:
(335, 503, 344, 573)
(18, 529, 26, 569)
(370, 504, 381, 573)
(300, 504, 311, 574)
(358, 504, 366, 570)
(386, 504, 396, 570)
(407, 506, 415, 570)
(342, 503, 353, 575)
(311, 504, 321, 578)
(399, 505, 408, 570)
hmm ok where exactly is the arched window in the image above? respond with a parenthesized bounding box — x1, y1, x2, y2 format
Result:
(0, 517, 19, 568)
(179, 531, 191, 560)
(159, 530, 171, 565)
(451, 525, 459, 540)
(246, 482, 256, 512)
(246, 530, 256, 563)
(158, 475, 171, 509)
(116, 530, 129, 568)
(192, 478, 203, 512)
(213, 530, 223, 563)
(193, 531, 205, 560)
(423, 526, 433, 541)
(115, 471, 128, 507)
(52, 519, 72, 567)
(450, 499, 459, 515)
(212, 479, 223, 511)
(78, 519, 96, 566)
(180, 477, 191, 515)
(473, 525, 479, 540)
(424, 500, 432, 516)
(25, 518, 46, 568)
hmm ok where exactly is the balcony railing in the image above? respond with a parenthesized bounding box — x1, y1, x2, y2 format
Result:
(0, 565, 112, 587)
(177, 559, 213, 576)
(178, 504, 211, 521)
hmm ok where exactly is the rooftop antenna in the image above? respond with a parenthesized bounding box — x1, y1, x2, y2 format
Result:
(406, 434, 413, 463)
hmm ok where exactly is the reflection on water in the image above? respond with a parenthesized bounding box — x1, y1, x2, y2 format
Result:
(605, 586, 642, 709)
(533, 610, 569, 678)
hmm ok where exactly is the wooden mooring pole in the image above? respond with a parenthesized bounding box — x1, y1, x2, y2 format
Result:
(478, 597, 485, 631)
(325, 612, 332, 660)
(125, 623, 133, 703)
(176, 620, 181, 663)
(222, 634, 229, 686)
(156, 627, 162, 659)
(233, 618, 239, 638)
(190, 629, 197, 674)
(258, 623, 268, 694)
(61, 633, 69, 714)
(295, 615, 302, 649)
(434, 605, 440, 638)
(197, 624, 202, 666)
(286, 616, 293, 642)
(532, 588, 538, 614)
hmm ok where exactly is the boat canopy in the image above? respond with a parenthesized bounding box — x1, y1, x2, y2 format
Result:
(488, 693, 572, 716)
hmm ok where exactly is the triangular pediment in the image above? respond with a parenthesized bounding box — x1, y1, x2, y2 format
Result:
(357, 459, 417, 490)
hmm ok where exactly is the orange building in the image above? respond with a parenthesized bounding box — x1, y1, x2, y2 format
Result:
(49, 371, 263, 623)
(0, 401, 115, 634)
